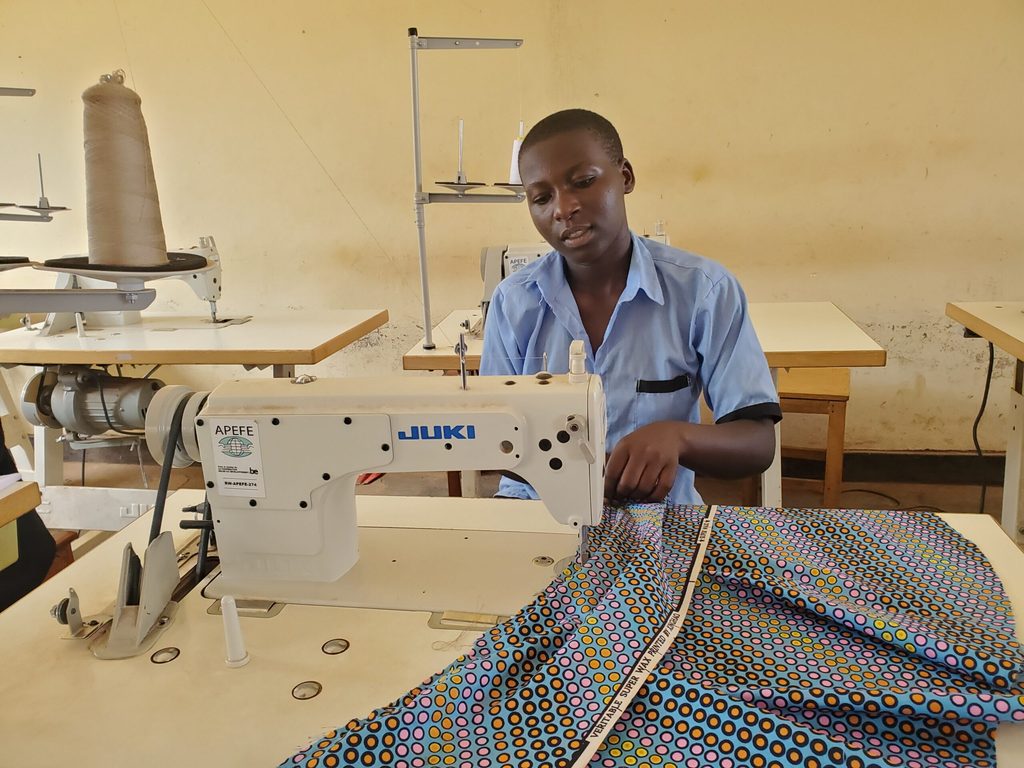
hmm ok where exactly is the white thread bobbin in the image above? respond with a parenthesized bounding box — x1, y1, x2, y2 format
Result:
(82, 70, 168, 268)
(508, 120, 524, 185)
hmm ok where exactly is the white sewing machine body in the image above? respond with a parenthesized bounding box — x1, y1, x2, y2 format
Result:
(157, 366, 605, 606)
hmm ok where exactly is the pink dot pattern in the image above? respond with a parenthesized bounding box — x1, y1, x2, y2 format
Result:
(282, 506, 1024, 768)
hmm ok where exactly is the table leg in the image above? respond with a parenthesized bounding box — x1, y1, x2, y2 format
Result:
(273, 364, 295, 379)
(34, 425, 63, 489)
(761, 368, 783, 508)
(1001, 361, 1024, 544)
(460, 470, 481, 498)
(446, 471, 462, 497)
(0, 370, 34, 473)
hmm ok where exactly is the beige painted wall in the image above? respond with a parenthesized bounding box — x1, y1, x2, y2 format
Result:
(1, 1, 1022, 453)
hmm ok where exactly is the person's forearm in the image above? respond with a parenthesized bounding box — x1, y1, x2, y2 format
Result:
(675, 419, 776, 478)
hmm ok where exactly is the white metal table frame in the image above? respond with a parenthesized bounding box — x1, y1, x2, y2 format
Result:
(403, 302, 887, 507)
(946, 301, 1024, 545)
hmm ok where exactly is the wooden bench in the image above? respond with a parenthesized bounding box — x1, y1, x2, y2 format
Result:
(0, 481, 43, 571)
(777, 367, 850, 508)
(0, 481, 76, 580)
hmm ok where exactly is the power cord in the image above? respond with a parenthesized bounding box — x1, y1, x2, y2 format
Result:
(840, 487, 949, 514)
(841, 487, 901, 506)
(96, 375, 145, 437)
(971, 342, 996, 514)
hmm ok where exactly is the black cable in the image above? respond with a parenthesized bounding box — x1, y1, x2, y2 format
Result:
(971, 342, 995, 514)
(841, 487, 902, 506)
(96, 376, 145, 436)
(142, 364, 161, 379)
(149, 396, 191, 544)
(195, 495, 212, 580)
(81, 452, 86, 486)
(841, 487, 948, 514)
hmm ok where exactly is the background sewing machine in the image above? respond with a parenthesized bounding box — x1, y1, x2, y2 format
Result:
(0, 235, 223, 330)
(0, 243, 389, 530)
(139, 341, 605, 611)
(478, 226, 670, 331)
(478, 242, 549, 330)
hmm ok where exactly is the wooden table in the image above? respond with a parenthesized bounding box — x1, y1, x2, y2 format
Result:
(403, 303, 887, 505)
(946, 301, 1024, 544)
(0, 309, 388, 530)
(0, 491, 1018, 764)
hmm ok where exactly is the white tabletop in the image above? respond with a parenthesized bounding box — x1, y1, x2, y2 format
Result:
(947, 302, 1024, 361)
(0, 491, 574, 763)
(748, 301, 887, 368)
(0, 493, 1019, 763)
(0, 309, 388, 366)
(402, 302, 886, 371)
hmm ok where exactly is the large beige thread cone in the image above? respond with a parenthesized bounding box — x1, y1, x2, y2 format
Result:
(83, 72, 168, 267)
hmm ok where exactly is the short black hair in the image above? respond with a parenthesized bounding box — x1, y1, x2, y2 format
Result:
(520, 109, 624, 165)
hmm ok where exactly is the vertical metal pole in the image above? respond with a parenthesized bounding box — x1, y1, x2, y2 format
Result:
(409, 28, 435, 349)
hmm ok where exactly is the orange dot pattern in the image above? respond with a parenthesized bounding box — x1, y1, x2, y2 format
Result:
(282, 505, 1024, 767)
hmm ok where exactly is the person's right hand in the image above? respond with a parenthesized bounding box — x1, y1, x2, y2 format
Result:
(603, 421, 683, 502)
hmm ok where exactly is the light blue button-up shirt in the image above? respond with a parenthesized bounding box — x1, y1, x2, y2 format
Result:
(480, 233, 780, 504)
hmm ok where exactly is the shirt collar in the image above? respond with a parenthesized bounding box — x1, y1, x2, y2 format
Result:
(531, 231, 665, 307)
(623, 233, 665, 306)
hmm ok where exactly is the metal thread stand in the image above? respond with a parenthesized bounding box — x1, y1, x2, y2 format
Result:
(408, 28, 525, 349)
(1, 84, 67, 223)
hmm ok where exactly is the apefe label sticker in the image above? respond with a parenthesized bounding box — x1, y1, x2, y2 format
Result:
(209, 419, 265, 498)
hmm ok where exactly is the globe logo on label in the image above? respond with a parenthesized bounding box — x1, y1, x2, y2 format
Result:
(219, 435, 254, 458)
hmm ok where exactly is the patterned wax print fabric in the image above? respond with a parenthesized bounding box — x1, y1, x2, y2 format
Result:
(282, 506, 1024, 768)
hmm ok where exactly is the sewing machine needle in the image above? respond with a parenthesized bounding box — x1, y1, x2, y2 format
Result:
(579, 524, 591, 564)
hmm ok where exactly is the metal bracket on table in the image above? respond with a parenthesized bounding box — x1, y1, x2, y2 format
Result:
(0, 288, 156, 315)
(87, 532, 179, 659)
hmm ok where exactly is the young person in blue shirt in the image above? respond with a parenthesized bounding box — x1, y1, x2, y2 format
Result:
(481, 109, 781, 505)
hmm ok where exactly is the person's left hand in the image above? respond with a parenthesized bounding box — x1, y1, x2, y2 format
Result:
(604, 421, 683, 502)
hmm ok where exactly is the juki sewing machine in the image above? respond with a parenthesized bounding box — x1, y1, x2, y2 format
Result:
(142, 340, 605, 609)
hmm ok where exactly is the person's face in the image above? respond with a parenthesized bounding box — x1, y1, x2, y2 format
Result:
(519, 128, 635, 266)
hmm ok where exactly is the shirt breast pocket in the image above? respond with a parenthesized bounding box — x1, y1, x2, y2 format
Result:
(633, 374, 694, 431)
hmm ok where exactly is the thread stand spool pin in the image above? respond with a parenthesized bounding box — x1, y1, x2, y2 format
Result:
(457, 118, 466, 185)
(221, 595, 250, 667)
(437, 118, 484, 195)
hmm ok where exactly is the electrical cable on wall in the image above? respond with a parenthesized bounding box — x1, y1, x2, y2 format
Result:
(972, 342, 996, 514)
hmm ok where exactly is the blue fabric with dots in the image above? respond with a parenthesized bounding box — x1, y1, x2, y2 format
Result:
(281, 505, 1024, 768)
